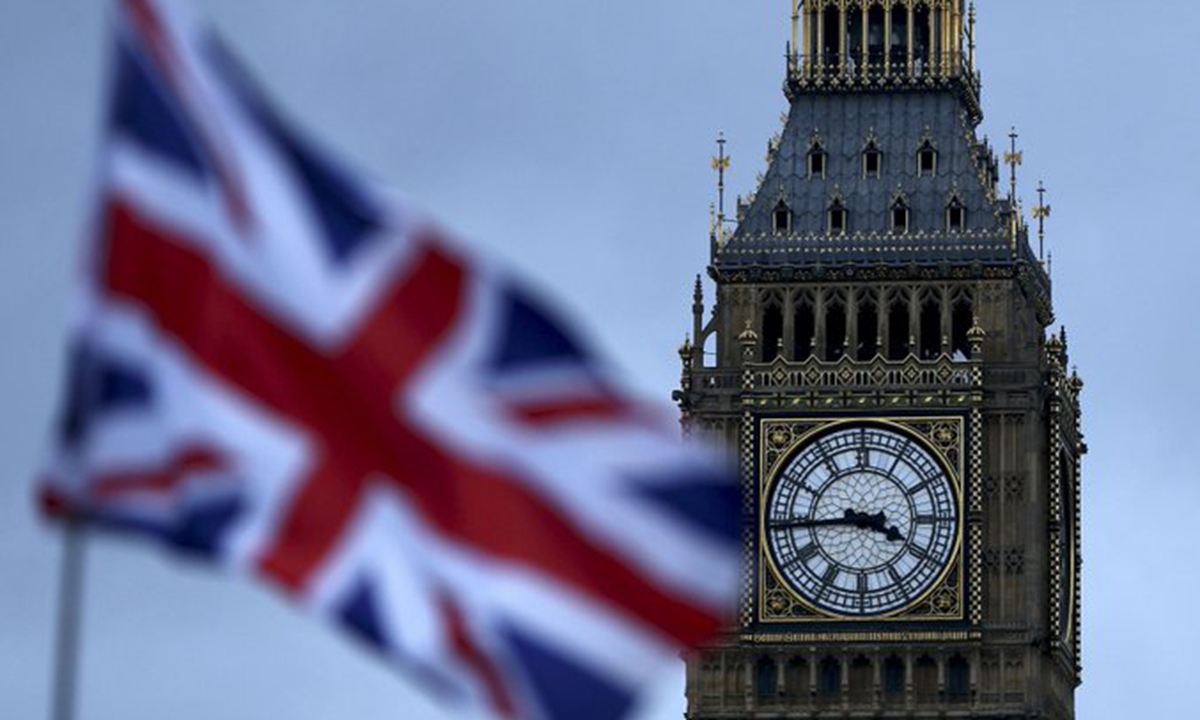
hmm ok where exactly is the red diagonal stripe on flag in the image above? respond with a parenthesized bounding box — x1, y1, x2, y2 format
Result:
(504, 397, 645, 427)
(122, 0, 254, 233)
(92, 446, 226, 500)
(441, 594, 516, 718)
(100, 199, 722, 648)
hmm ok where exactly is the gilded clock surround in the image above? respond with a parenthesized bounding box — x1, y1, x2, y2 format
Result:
(757, 416, 970, 625)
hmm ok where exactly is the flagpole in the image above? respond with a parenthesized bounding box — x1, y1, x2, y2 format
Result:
(49, 521, 87, 720)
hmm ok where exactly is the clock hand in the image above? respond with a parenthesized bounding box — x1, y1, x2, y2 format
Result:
(772, 509, 891, 531)
(770, 509, 860, 530)
(856, 512, 906, 542)
(770, 515, 853, 530)
(771, 510, 907, 542)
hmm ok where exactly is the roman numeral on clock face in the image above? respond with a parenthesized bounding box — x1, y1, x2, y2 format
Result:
(785, 544, 820, 571)
(907, 479, 931, 496)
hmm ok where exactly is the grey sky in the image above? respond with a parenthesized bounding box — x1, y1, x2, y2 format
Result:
(1, 1, 1197, 718)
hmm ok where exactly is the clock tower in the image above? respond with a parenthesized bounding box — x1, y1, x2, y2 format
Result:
(676, 2, 1084, 719)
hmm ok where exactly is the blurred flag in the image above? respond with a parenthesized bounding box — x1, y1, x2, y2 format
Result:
(37, 1, 741, 718)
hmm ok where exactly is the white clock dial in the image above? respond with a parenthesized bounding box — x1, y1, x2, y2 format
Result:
(764, 424, 959, 617)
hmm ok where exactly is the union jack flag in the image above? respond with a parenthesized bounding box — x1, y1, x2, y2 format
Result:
(37, 1, 742, 718)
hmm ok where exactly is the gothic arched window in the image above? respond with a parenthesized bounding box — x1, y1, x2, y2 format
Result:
(821, 7, 841, 72)
(867, 6, 886, 68)
(887, 295, 910, 360)
(701, 663, 721, 698)
(762, 302, 784, 362)
(951, 292, 974, 359)
(724, 660, 745, 696)
(818, 657, 842, 699)
(755, 656, 778, 699)
(919, 294, 942, 359)
(793, 297, 816, 360)
(916, 657, 936, 700)
(883, 655, 906, 698)
(890, 5, 909, 69)
(913, 4, 933, 74)
(856, 293, 880, 360)
(846, 4, 864, 72)
(825, 297, 847, 361)
(849, 656, 873, 702)
(784, 657, 810, 699)
(914, 655, 938, 703)
(947, 655, 971, 700)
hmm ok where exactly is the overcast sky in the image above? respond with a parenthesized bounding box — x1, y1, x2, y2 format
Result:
(2, 1, 1198, 718)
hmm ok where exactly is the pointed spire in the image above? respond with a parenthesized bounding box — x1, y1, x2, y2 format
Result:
(1004, 127, 1023, 202)
(1070, 366, 1085, 393)
(968, 2, 978, 69)
(1033, 181, 1052, 261)
(711, 132, 731, 247)
(1047, 328, 1065, 361)
(789, 0, 801, 74)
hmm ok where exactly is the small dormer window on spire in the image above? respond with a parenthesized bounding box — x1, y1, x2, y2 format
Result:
(917, 140, 938, 177)
(947, 196, 967, 232)
(891, 197, 910, 234)
(828, 199, 848, 236)
(808, 140, 827, 179)
(773, 200, 792, 234)
(863, 142, 883, 179)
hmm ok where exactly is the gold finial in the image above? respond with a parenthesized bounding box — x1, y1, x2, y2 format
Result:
(1004, 127, 1023, 202)
(739, 319, 759, 343)
(712, 131, 731, 246)
(1032, 181, 1052, 262)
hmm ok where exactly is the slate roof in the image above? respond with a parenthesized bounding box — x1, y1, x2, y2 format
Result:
(717, 86, 1020, 270)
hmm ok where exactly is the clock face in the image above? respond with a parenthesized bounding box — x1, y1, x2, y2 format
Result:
(764, 424, 960, 617)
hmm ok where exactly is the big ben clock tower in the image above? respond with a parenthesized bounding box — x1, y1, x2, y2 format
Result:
(676, 2, 1084, 718)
